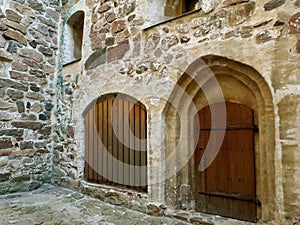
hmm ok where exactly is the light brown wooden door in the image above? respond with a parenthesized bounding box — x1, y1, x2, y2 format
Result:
(85, 94, 147, 192)
(194, 102, 257, 222)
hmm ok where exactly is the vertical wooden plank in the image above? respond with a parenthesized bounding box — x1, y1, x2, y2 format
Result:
(107, 99, 113, 183)
(140, 107, 147, 191)
(98, 102, 103, 183)
(93, 106, 98, 182)
(112, 99, 118, 184)
(88, 108, 94, 181)
(118, 99, 124, 186)
(84, 112, 89, 181)
(102, 100, 108, 183)
(134, 104, 141, 188)
(123, 100, 130, 187)
(129, 101, 135, 187)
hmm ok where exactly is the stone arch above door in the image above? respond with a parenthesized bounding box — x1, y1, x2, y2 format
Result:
(163, 55, 277, 222)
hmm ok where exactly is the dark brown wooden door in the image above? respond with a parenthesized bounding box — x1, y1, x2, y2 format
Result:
(85, 95, 147, 192)
(194, 102, 257, 222)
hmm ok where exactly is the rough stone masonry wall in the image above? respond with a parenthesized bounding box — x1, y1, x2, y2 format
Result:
(0, 0, 60, 194)
(55, 0, 300, 224)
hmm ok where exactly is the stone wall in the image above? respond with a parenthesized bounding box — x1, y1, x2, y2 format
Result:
(0, 0, 299, 224)
(0, 0, 59, 193)
(53, 0, 300, 223)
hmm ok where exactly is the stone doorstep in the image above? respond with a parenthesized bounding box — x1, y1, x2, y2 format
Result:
(174, 212, 214, 225)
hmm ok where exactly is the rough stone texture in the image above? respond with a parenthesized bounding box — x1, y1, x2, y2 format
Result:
(0, 0, 298, 225)
(289, 12, 300, 34)
(0, 0, 58, 196)
(19, 48, 43, 62)
(264, 0, 285, 11)
(0, 138, 13, 149)
(5, 9, 22, 22)
(85, 48, 107, 70)
(0, 186, 194, 225)
(107, 39, 130, 62)
(3, 30, 27, 45)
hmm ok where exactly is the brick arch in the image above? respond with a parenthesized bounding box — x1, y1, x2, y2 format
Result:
(163, 55, 277, 222)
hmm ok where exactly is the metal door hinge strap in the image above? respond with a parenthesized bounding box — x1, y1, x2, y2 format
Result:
(198, 191, 261, 205)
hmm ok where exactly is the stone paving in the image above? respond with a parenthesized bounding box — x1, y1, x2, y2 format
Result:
(0, 185, 192, 225)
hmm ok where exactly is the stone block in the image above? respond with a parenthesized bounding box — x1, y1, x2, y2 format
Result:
(5, 9, 22, 23)
(7, 89, 24, 100)
(228, 2, 255, 26)
(7, 40, 22, 53)
(0, 129, 23, 137)
(9, 2, 34, 17)
(111, 20, 125, 35)
(0, 157, 8, 167)
(39, 126, 51, 135)
(222, 0, 249, 6)
(0, 78, 28, 91)
(26, 92, 45, 101)
(11, 175, 30, 182)
(19, 48, 43, 62)
(0, 173, 10, 182)
(98, 4, 111, 13)
(0, 8, 4, 18)
(85, 48, 107, 70)
(10, 71, 47, 85)
(255, 28, 281, 44)
(147, 203, 164, 216)
(22, 58, 39, 68)
(0, 35, 6, 48)
(38, 46, 53, 56)
(11, 62, 27, 72)
(11, 121, 43, 130)
(107, 39, 129, 62)
(28, 0, 45, 13)
(46, 8, 59, 22)
(28, 181, 41, 191)
(20, 113, 37, 121)
(297, 39, 300, 54)
(3, 30, 27, 46)
(200, 0, 222, 13)
(105, 12, 116, 23)
(16, 100, 25, 113)
(4, 19, 27, 34)
(161, 35, 179, 51)
(144, 33, 160, 53)
(289, 12, 300, 34)
(20, 141, 34, 150)
(0, 101, 14, 110)
(0, 138, 13, 149)
(38, 16, 55, 28)
(0, 112, 12, 121)
(264, 0, 285, 11)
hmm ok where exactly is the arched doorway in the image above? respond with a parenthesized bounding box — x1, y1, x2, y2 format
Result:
(163, 55, 276, 222)
(194, 102, 257, 222)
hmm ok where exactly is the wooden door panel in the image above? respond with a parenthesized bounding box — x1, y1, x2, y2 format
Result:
(85, 95, 147, 192)
(194, 102, 256, 222)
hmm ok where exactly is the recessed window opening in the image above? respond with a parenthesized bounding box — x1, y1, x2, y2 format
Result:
(146, 0, 200, 27)
(63, 11, 84, 65)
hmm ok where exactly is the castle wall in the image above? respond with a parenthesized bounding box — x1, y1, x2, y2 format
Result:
(0, 0, 60, 193)
(0, 0, 299, 224)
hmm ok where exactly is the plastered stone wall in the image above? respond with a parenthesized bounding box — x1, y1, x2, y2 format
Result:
(10, 0, 299, 224)
(0, 0, 59, 193)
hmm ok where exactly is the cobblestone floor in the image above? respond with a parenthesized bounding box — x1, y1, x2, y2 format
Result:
(0, 185, 192, 225)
